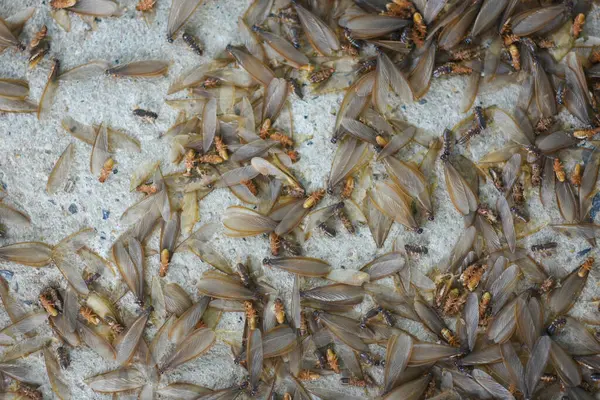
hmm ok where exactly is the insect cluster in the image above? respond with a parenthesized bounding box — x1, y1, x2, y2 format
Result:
(3, 0, 600, 399)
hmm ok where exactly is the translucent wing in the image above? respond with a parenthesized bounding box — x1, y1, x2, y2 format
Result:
(167, 0, 204, 41)
(47, 143, 74, 194)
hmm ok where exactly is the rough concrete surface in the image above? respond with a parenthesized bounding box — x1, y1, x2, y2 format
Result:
(1, 0, 600, 399)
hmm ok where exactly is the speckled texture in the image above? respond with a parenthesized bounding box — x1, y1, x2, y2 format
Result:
(1, 0, 600, 399)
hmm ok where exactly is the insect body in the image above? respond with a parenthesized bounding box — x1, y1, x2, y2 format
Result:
(304, 189, 326, 209)
(460, 264, 485, 292)
(39, 288, 62, 316)
(326, 348, 340, 373)
(133, 108, 158, 122)
(274, 298, 286, 324)
(159, 249, 171, 277)
(244, 300, 258, 330)
(57, 346, 70, 369)
(182, 32, 203, 55)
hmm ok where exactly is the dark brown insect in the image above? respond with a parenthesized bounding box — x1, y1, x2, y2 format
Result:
(285, 185, 305, 198)
(531, 159, 542, 187)
(273, 298, 285, 324)
(281, 237, 301, 256)
(440, 128, 452, 161)
(136, 0, 156, 11)
(554, 158, 566, 182)
(385, 0, 416, 18)
(182, 32, 203, 56)
(460, 263, 486, 292)
(456, 125, 482, 145)
(357, 57, 377, 75)
(39, 287, 62, 317)
(84, 271, 101, 286)
(133, 108, 158, 122)
(17, 384, 42, 400)
(411, 12, 426, 48)
(269, 232, 281, 256)
(80, 306, 100, 325)
(288, 78, 303, 99)
(318, 222, 336, 237)
(489, 167, 503, 191)
(309, 68, 335, 84)
(197, 154, 224, 165)
(433, 63, 473, 78)
(326, 348, 340, 373)
(286, 150, 300, 163)
(300, 311, 308, 336)
(336, 206, 355, 234)
(343, 28, 362, 53)
(512, 180, 524, 204)
(405, 244, 428, 257)
(269, 131, 294, 147)
(532, 242, 557, 254)
(572, 13, 585, 39)
(235, 263, 252, 288)
(304, 189, 326, 209)
(546, 317, 567, 335)
(535, 117, 554, 134)
(57, 346, 70, 369)
(536, 39, 555, 49)
(244, 300, 258, 330)
(473, 106, 486, 129)
(359, 306, 382, 329)
(443, 288, 466, 316)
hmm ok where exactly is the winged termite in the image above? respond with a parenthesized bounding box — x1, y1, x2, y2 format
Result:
(374, 51, 413, 115)
(293, 3, 339, 56)
(46, 143, 74, 195)
(36, 59, 59, 120)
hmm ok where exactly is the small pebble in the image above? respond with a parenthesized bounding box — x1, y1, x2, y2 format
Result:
(419, 99, 427, 105)
(102, 209, 110, 220)
(0, 270, 14, 280)
(68, 204, 78, 214)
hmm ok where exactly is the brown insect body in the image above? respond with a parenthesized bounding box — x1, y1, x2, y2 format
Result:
(17, 384, 42, 400)
(200, 77, 220, 89)
(284, 393, 292, 400)
(535, 117, 554, 134)
(137, 184, 158, 195)
(440, 129, 452, 161)
(197, 154, 224, 165)
(304, 189, 326, 209)
(244, 300, 258, 330)
(441, 328, 459, 347)
(573, 13, 585, 39)
(360, 306, 382, 328)
(235, 263, 252, 288)
(159, 248, 170, 277)
(136, 0, 156, 11)
(508, 44, 520, 71)
(443, 288, 466, 316)
(281, 237, 301, 256)
(512, 181, 524, 204)
(357, 58, 377, 75)
(288, 78, 303, 99)
(184, 149, 197, 176)
(489, 167, 503, 191)
(50, 0, 76, 9)
(578, 257, 594, 278)
(39, 288, 62, 316)
(385, 0, 416, 18)
(29, 25, 47, 50)
(511, 206, 529, 223)
(477, 205, 498, 224)
(449, 47, 482, 62)
(260, 119, 272, 139)
(573, 128, 600, 140)
(287, 150, 300, 163)
(433, 63, 473, 78)
(411, 12, 426, 48)
(341, 176, 355, 199)
(309, 68, 335, 84)
(274, 298, 286, 324)
(105, 316, 125, 334)
(336, 206, 355, 234)
(553, 158, 566, 182)
(326, 348, 340, 373)
(269, 132, 294, 147)
(269, 232, 281, 256)
(215, 137, 229, 161)
(300, 311, 308, 336)
(540, 276, 556, 293)
(241, 179, 258, 195)
(182, 32, 203, 56)
(540, 373, 558, 383)
(80, 306, 100, 325)
(434, 274, 453, 308)
(460, 264, 485, 292)
(340, 377, 370, 387)
(479, 291, 492, 323)
(99, 158, 115, 183)
(571, 164, 583, 186)
(298, 370, 320, 380)
(591, 50, 600, 64)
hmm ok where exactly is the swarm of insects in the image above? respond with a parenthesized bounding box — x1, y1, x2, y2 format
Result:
(3, 0, 600, 398)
